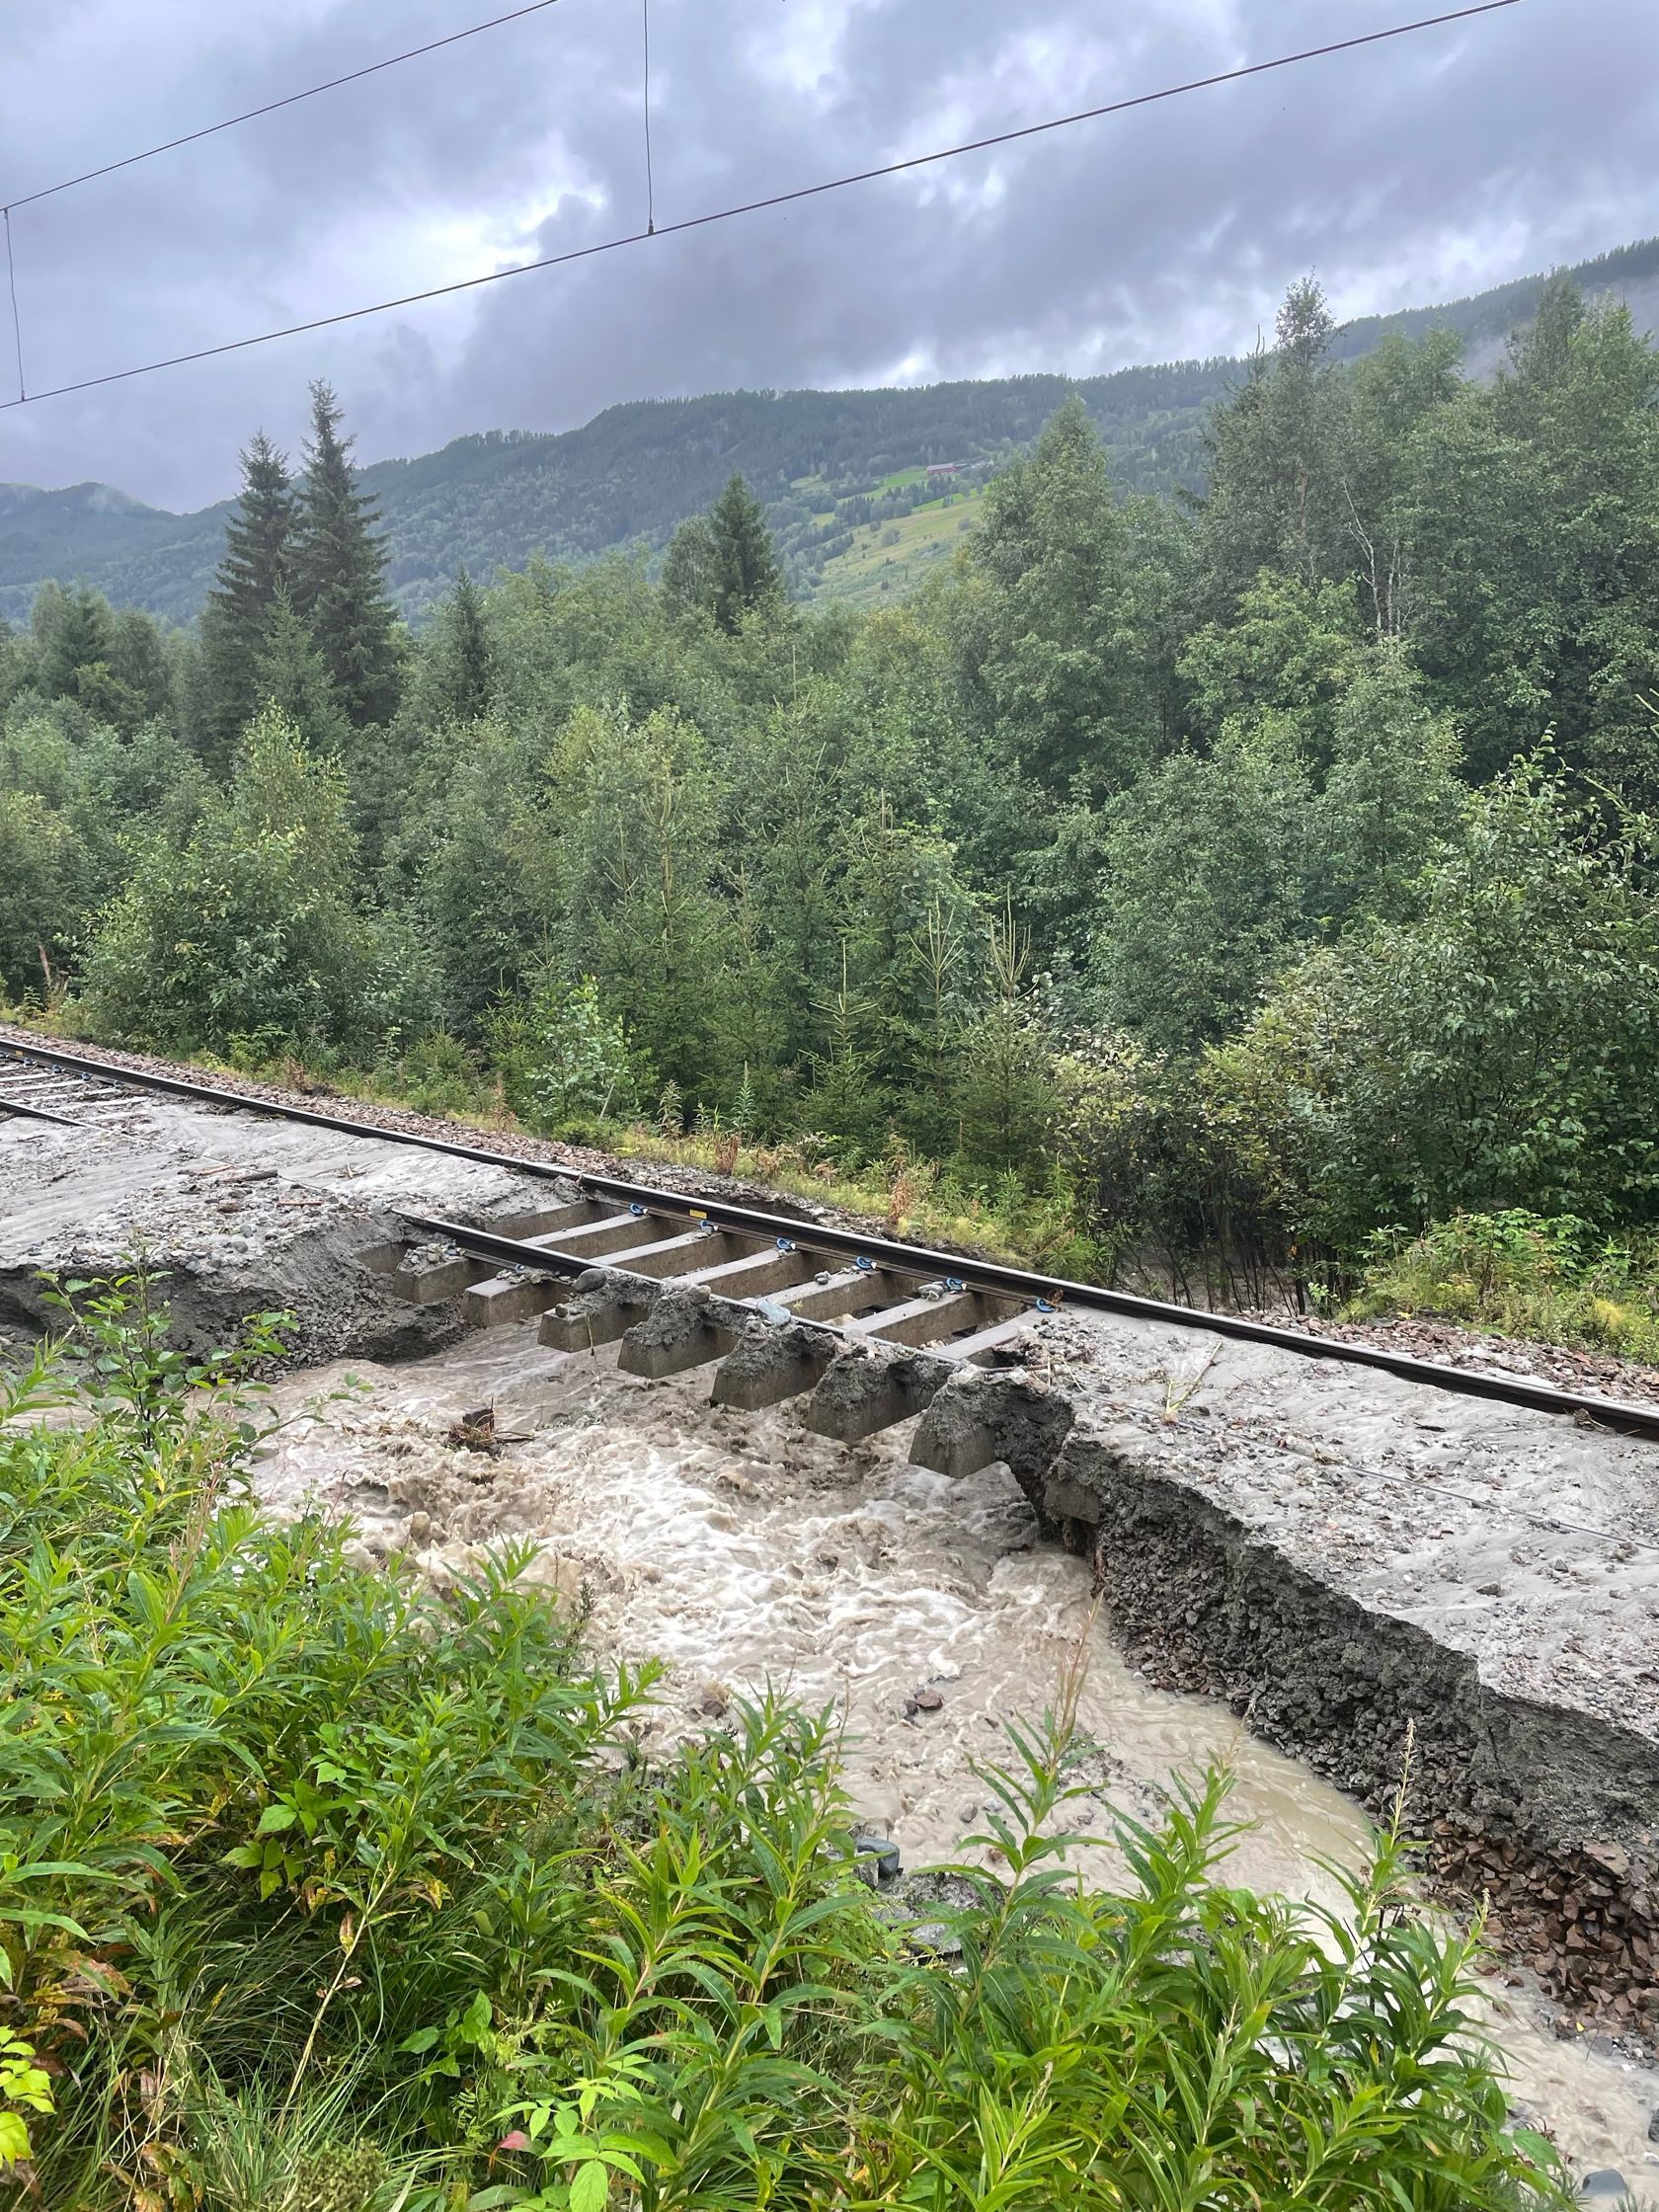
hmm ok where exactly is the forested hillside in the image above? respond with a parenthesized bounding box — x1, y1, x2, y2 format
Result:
(8, 265, 1659, 1342)
(4, 233, 1658, 627)
(0, 366, 1233, 626)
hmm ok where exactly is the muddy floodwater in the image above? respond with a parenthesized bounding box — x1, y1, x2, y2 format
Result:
(256, 1322, 1659, 2189)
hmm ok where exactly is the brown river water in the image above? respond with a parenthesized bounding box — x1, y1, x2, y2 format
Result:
(256, 1322, 1659, 2193)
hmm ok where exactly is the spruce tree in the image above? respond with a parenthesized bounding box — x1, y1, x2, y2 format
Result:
(292, 381, 401, 729)
(951, 902, 1055, 1178)
(707, 474, 783, 634)
(211, 434, 294, 634)
(35, 579, 116, 701)
(560, 701, 732, 1099)
(200, 433, 296, 761)
(661, 514, 720, 623)
(432, 567, 492, 722)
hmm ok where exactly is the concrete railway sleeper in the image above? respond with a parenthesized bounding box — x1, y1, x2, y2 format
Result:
(380, 1204, 1039, 1438)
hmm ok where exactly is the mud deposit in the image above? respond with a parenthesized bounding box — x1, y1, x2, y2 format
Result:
(256, 1326, 1659, 2187)
(0, 1096, 549, 1362)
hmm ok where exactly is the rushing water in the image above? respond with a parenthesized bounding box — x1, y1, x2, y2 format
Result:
(256, 1323, 1659, 2189)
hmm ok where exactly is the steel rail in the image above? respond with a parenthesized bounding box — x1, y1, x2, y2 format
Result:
(8, 1032, 1659, 1443)
(0, 1091, 80, 1126)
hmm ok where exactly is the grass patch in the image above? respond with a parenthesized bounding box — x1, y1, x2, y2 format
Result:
(302, 1043, 1097, 1272)
(817, 493, 985, 606)
(2, 1280, 1573, 2208)
(597, 1121, 1099, 1270)
(1348, 1210, 1659, 1366)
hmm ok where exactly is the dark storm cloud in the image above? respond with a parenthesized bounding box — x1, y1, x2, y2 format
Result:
(3, 0, 1656, 511)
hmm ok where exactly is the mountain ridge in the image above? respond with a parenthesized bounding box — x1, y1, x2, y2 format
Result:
(4, 233, 1657, 629)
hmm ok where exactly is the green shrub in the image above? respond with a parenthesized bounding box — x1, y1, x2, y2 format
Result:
(76, 707, 436, 1063)
(1, 1273, 654, 2206)
(1211, 760, 1659, 1252)
(374, 1030, 497, 1120)
(1352, 1209, 1659, 1363)
(491, 972, 644, 1136)
(491, 1693, 1569, 2211)
(1052, 1029, 1285, 1303)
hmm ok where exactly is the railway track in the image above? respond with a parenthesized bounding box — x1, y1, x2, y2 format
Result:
(7, 1030, 1659, 1446)
(14, 1029, 1659, 2071)
(0, 1053, 152, 1128)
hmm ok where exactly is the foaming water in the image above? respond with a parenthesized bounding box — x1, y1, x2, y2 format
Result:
(255, 1326, 1659, 2187)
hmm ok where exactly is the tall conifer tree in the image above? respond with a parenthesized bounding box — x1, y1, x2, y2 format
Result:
(292, 382, 401, 729)
(432, 567, 492, 722)
(255, 586, 349, 756)
(212, 434, 295, 628)
(200, 433, 296, 760)
(707, 474, 783, 634)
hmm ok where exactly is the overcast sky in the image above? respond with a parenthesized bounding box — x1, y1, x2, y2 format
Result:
(1, 0, 1654, 513)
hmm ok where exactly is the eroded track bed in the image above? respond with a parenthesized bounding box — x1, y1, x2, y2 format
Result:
(255, 1323, 1659, 2182)
(3, 1030, 1658, 2180)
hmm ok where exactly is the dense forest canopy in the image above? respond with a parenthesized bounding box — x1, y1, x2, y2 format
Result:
(6, 271, 1659, 1304)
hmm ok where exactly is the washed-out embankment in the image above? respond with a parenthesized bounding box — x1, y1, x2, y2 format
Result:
(433, 1224, 1659, 2039)
(1057, 1429, 1657, 2029)
(4, 1061, 1658, 2168)
(576, 1264, 1659, 2037)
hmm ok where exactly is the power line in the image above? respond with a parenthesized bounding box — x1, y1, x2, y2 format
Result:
(642, 0, 657, 237)
(2, 0, 569, 213)
(3, 211, 23, 403)
(0, 1, 1522, 415)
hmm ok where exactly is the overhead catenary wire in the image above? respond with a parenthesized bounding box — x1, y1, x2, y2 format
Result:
(3, 209, 23, 402)
(643, 0, 657, 236)
(2, 0, 571, 212)
(0, 0, 1521, 415)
